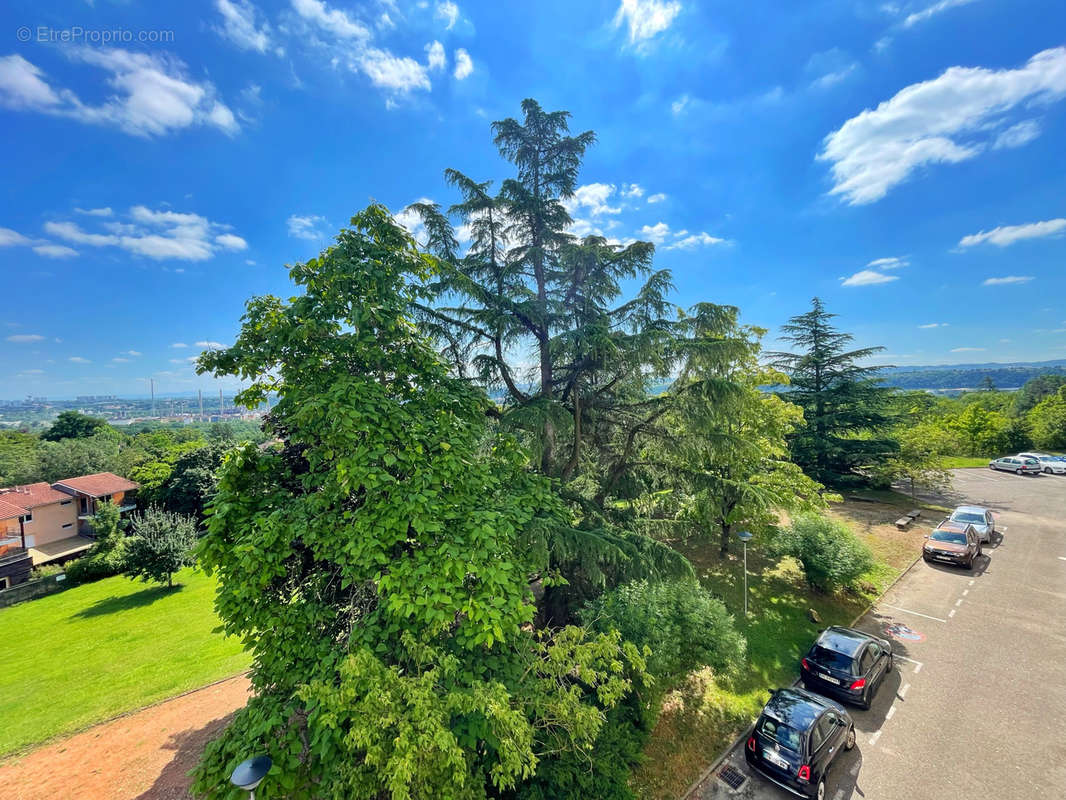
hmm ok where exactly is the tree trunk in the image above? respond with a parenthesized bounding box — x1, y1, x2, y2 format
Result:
(168, 573, 173, 588)
(720, 520, 732, 557)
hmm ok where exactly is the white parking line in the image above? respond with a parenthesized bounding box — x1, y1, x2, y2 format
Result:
(948, 609, 956, 618)
(869, 730, 883, 745)
(968, 579, 975, 586)
(894, 654, 924, 673)
(962, 589, 969, 596)
(899, 682, 911, 698)
(1059, 557, 1066, 561)
(955, 598, 964, 607)
(882, 604, 948, 623)
(886, 706, 896, 720)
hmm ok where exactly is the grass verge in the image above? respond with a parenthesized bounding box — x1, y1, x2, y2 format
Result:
(941, 456, 991, 469)
(632, 492, 931, 800)
(0, 567, 249, 758)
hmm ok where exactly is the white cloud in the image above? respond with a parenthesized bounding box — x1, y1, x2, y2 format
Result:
(68, 356, 91, 364)
(360, 48, 432, 91)
(811, 64, 858, 89)
(613, 0, 682, 44)
(170, 342, 188, 348)
(0, 227, 32, 247)
(647, 192, 667, 203)
(819, 47, 1066, 204)
(43, 221, 118, 246)
(902, 0, 976, 28)
(6, 334, 45, 343)
(426, 41, 446, 71)
(0, 50, 240, 138)
(918, 322, 948, 328)
(982, 275, 1034, 286)
(840, 269, 899, 287)
(75, 207, 113, 217)
(866, 256, 909, 269)
(639, 222, 671, 244)
(959, 218, 1066, 248)
(215, 0, 276, 54)
(435, 1, 460, 30)
(291, 0, 369, 39)
(33, 244, 78, 258)
(196, 340, 227, 350)
(287, 214, 328, 240)
(807, 49, 859, 90)
(122, 350, 142, 356)
(112, 357, 131, 363)
(667, 232, 727, 250)
(992, 119, 1041, 149)
(453, 49, 473, 80)
(215, 233, 249, 251)
(621, 183, 644, 198)
(565, 183, 622, 217)
(671, 95, 690, 115)
(392, 200, 434, 243)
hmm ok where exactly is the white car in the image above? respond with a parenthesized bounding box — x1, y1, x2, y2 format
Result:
(1018, 452, 1066, 475)
(948, 505, 996, 543)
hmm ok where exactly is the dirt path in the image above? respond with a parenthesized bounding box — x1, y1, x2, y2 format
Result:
(0, 675, 251, 800)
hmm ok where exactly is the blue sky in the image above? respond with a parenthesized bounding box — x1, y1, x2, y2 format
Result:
(1, 0, 1065, 399)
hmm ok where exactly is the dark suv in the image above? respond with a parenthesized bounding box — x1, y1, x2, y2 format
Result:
(923, 520, 981, 569)
(745, 687, 855, 799)
(800, 626, 894, 709)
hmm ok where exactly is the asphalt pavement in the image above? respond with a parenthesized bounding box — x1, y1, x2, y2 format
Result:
(689, 468, 1066, 800)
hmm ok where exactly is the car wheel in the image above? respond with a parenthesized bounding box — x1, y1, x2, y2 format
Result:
(965, 555, 974, 570)
(845, 725, 856, 751)
(815, 778, 826, 800)
(989, 464, 996, 470)
(1046, 467, 1053, 474)
(859, 687, 871, 710)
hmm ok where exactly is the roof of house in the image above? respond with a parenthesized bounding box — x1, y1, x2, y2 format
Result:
(53, 472, 139, 498)
(0, 497, 26, 521)
(0, 482, 72, 509)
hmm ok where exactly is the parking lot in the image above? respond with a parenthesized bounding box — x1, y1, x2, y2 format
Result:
(690, 468, 1066, 800)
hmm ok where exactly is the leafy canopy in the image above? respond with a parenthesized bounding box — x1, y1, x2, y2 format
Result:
(124, 506, 198, 588)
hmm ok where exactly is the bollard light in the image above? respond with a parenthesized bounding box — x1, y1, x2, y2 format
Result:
(736, 530, 753, 618)
(230, 755, 272, 799)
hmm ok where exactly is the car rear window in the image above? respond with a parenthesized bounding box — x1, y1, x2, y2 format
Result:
(757, 716, 803, 752)
(930, 530, 967, 544)
(809, 645, 855, 672)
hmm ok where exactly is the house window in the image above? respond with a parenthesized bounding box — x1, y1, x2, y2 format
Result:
(60, 500, 72, 506)
(79, 497, 88, 515)
(62, 523, 73, 529)
(0, 577, 8, 590)
(100, 495, 112, 504)
(19, 512, 32, 524)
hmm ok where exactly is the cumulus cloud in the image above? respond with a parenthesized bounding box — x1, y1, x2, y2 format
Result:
(621, 183, 644, 198)
(435, 1, 460, 30)
(959, 218, 1066, 248)
(426, 41, 446, 71)
(639, 222, 671, 244)
(840, 269, 899, 287)
(819, 47, 1066, 204)
(75, 207, 113, 217)
(565, 183, 622, 217)
(0, 227, 32, 247)
(638, 221, 727, 249)
(647, 193, 667, 203)
(287, 214, 328, 240)
(33, 244, 78, 258)
(197, 340, 227, 349)
(214, 0, 277, 54)
(613, 0, 682, 44)
(453, 49, 474, 80)
(291, 0, 368, 39)
(0, 50, 240, 138)
(982, 275, 1033, 286)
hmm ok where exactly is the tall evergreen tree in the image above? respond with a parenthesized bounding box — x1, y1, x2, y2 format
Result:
(768, 298, 897, 485)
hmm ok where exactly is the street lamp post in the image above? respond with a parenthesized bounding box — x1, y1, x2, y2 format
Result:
(736, 530, 753, 618)
(230, 755, 272, 800)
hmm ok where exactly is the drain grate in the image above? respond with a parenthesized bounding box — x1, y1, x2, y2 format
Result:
(717, 764, 748, 792)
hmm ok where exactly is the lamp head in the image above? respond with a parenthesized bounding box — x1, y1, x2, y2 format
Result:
(736, 530, 753, 543)
(230, 755, 272, 791)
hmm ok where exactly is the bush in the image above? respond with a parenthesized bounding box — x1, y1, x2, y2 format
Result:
(774, 513, 873, 592)
(30, 563, 65, 580)
(582, 578, 746, 686)
(64, 501, 128, 585)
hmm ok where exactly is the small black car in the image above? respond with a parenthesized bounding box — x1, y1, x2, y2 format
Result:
(800, 626, 894, 709)
(745, 687, 855, 799)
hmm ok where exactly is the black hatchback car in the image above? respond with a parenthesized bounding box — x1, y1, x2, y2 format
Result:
(745, 687, 855, 799)
(800, 626, 894, 709)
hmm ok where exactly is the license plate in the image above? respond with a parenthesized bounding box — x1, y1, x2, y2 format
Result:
(764, 749, 789, 769)
(819, 673, 840, 685)
(936, 554, 956, 562)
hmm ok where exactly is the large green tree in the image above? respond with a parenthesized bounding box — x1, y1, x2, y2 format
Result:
(40, 410, 108, 441)
(124, 506, 198, 588)
(769, 298, 897, 484)
(1028, 386, 1066, 450)
(191, 207, 644, 800)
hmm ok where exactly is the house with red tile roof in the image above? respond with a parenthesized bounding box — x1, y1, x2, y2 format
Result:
(0, 472, 139, 589)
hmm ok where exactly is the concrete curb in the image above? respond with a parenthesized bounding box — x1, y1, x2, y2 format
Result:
(679, 552, 924, 800)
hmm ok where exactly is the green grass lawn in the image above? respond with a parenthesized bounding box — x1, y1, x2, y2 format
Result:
(633, 495, 930, 799)
(0, 567, 250, 758)
(941, 456, 992, 469)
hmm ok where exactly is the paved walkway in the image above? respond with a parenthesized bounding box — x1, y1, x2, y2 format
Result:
(0, 675, 250, 800)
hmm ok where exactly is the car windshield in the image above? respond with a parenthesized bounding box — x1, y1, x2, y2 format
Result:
(952, 512, 985, 525)
(809, 645, 854, 672)
(930, 531, 967, 544)
(757, 716, 803, 752)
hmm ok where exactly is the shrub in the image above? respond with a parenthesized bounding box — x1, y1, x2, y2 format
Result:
(30, 563, 65, 580)
(64, 501, 128, 585)
(582, 578, 746, 686)
(774, 513, 873, 592)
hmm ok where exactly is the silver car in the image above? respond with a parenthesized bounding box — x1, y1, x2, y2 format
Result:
(948, 505, 995, 543)
(989, 456, 1041, 475)
(1017, 452, 1066, 475)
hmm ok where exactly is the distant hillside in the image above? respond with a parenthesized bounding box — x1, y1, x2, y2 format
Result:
(875, 359, 1066, 391)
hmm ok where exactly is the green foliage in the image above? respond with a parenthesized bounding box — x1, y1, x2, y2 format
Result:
(773, 513, 874, 593)
(1029, 386, 1066, 450)
(37, 433, 123, 484)
(583, 579, 746, 686)
(769, 298, 897, 485)
(873, 420, 957, 498)
(124, 506, 198, 587)
(64, 501, 127, 584)
(191, 206, 644, 800)
(40, 410, 108, 441)
(1016, 373, 1066, 413)
(945, 404, 1013, 456)
(0, 430, 41, 485)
